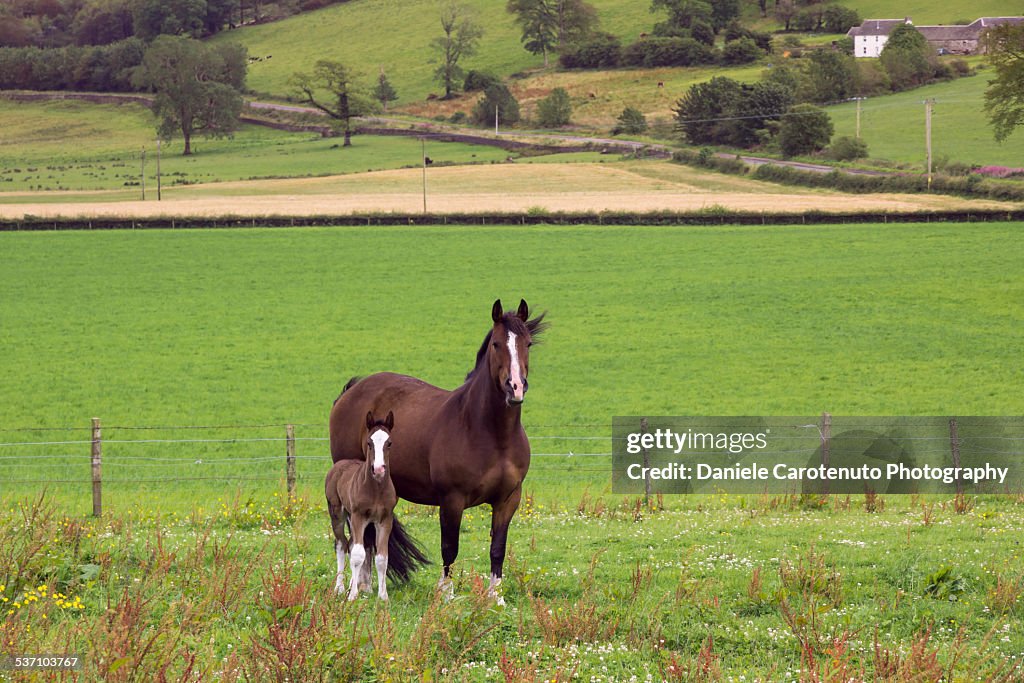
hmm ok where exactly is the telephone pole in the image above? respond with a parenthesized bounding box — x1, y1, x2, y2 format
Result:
(924, 98, 935, 188)
(853, 97, 865, 139)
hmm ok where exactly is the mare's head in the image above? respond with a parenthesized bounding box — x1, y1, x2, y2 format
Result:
(363, 410, 394, 482)
(470, 298, 547, 406)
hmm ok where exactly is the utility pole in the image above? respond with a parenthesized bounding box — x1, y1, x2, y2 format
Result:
(421, 137, 427, 214)
(156, 138, 162, 201)
(140, 147, 146, 201)
(853, 97, 865, 139)
(495, 105, 499, 135)
(924, 98, 935, 188)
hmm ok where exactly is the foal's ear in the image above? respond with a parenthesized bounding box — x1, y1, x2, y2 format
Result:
(384, 410, 394, 430)
(365, 411, 374, 430)
(491, 299, 503, 323)
(517, 298, 529, 321)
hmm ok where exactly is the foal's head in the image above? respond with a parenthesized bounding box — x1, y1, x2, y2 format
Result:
(477, 298, 546, 406)
(364, 410, 394, 482)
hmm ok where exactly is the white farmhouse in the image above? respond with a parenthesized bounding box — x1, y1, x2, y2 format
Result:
(847, 18, 912, 58)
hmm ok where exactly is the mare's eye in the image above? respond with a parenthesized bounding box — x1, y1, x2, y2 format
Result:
(492, 342, 499, 348)
(387, 441, 393, 447)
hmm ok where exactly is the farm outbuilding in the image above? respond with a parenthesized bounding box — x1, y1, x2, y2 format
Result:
(848, 16, 1024, 57)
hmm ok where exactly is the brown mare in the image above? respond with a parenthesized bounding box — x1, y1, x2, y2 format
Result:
(330, 299, 546, 600)
(325, 410, 398, 600)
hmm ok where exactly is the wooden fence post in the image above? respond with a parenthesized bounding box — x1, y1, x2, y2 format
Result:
(821, 412, 831, 496)
(949, 418, 962, 495)
(640, 417, 650, 508)
(91, 417, 102, 517)
(286, 424, 296, 498)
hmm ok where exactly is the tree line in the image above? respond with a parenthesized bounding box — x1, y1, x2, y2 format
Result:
(0, 0, 348, 48)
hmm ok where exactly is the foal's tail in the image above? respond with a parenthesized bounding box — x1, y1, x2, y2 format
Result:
(364, 514, 430, 583)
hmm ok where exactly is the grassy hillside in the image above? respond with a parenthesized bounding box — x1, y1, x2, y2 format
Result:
(827, 72, 1024, 167)
(840, 0, 1022, 25)
(209, 0, 656, 102)
(0, 98, 511, 192)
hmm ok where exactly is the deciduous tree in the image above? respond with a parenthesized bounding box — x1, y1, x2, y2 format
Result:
(778, 103, 833, 156)
(984, 23, 1024, 141)
(141, 35, 245, 155)
(432, 1, 483, 99)
(291, 60, 373, 146)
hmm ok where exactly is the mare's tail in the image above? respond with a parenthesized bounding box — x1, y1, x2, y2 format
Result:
(362, 514, 431, 584)
(333, 376, 363, 406)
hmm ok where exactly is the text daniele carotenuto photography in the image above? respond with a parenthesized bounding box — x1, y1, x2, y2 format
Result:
(613, 416, 1024, 495)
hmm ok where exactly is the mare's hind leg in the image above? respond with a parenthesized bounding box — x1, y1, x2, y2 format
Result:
(347, 515, 368, 601)
(438, 496, 465, 597)
(488, 484, 523, 605)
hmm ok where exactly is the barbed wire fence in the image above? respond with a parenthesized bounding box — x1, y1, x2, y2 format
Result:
(1, 415, 1014, 517)
(0, 419, 620, 517)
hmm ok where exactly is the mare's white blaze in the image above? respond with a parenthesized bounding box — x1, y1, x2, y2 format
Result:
(375, 554, 389, 600)
(348, 543, 366, 601)
(334, 540, 347, 594)
(370, 428, 389, 472)
(507, 331, 524, 401)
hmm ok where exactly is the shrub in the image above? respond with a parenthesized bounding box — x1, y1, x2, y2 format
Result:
(822, 5, 861, 33)
(721, 37, 762, 64)
(536, 87, 572, 127)
(613, 106, 647, 135)
(471, 83, 520, 126)
(778, 104, 833, 157)
(558, 32, 620, 69)
(622, 37, 714, 67)
(463, 70, 499, 92)
(828, 135, 868, 161)
(949, 59, 971, 76)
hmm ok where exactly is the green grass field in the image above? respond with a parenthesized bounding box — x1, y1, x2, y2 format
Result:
(210, 0, 656, 102)
(827, 73, 1024, 168)
(2, 223, 1023, 679)
(0, 99, 513, 193)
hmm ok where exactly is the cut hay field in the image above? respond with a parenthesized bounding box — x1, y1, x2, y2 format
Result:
(2, 223, 1023, 679)
(2, 160, 1018, 216)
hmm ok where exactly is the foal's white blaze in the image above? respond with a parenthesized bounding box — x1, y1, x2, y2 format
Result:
(370, 428, 389, 476)
(507, 331, 525, 402)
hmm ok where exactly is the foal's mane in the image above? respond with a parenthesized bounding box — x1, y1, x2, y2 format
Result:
(465, 311, 548, 382)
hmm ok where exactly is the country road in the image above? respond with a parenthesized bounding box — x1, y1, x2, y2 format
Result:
(5, 90, 899, 177)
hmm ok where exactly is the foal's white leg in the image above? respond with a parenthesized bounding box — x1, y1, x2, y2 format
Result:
(374, 521, 390, 601)
(375, 553, 389, 601)
(348, 543, 366, 601)
(488, 574, 505, 606)
(334, 539, 348, 595)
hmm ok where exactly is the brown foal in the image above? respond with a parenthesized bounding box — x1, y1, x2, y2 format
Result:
(325, 410, 397, 601)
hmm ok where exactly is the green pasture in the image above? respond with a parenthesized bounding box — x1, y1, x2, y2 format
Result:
(827, 73, 1024, 168)
(0, 99, 512, 193)
(2, 223, 1023, 679)
(1, 222, 1022, 512)
(209, 0, 655, 102)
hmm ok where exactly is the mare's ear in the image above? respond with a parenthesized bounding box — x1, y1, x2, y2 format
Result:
(517, 298, 529, 321)
(384, 410, 394, 430)
(365, 411, 374, 430)
(491, 299, 503, 323)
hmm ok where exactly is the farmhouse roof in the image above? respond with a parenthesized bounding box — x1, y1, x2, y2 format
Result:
(916, 24, 977, 41)
(970, 17, 1024, 29)
(847, 19, 910, 37)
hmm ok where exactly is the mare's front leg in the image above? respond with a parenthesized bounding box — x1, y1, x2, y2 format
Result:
(347, 515, 368, 601)
(438, 495, 465, 596)
(375, 517, 393, 601)
(488, 484, 523, 605)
